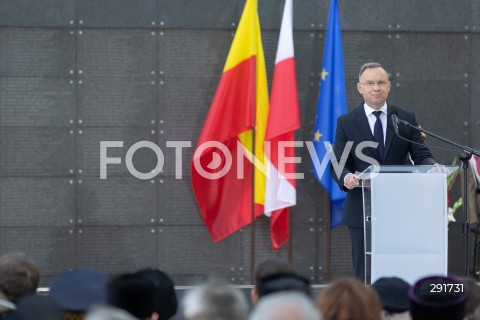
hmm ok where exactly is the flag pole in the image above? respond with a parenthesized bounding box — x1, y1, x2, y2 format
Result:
(326, 200, 332, 282)
(250, 127, 256, 284)
(251, 0, 256, 281)
(288, 207, 293, 264)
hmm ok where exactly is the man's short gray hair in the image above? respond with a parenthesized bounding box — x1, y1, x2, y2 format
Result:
(183, 283, 248, 320)
(85, 307, 138, 320)
(249, 292, 322, 320)
(359, 62, 389, 81)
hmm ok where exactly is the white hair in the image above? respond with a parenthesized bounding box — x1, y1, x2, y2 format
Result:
(183, 283, 249, 320)
(249, 291, 322, 320)
(382, 311, 411, 320)
(85, 306, 138, 320)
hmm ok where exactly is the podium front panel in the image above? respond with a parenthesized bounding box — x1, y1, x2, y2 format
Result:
(364, 170, 449, 284)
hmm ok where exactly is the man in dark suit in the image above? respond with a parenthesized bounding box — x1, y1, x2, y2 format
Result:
(331, 62, 435, 281)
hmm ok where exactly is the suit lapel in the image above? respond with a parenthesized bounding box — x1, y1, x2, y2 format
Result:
(353, 105, 373, 141)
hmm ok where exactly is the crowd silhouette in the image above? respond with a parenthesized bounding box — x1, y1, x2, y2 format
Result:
(0, 252, 478, 320)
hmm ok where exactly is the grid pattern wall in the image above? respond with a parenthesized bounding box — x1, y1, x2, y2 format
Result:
(0, 0, 477, 285)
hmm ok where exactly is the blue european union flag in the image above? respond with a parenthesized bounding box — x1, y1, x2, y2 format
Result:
(312, 0, 347, 228)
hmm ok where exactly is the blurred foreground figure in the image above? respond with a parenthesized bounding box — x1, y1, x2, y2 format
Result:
(182, 282, 248, 320)
(12, 295, 63, 320)
(371, 276, 410, 320)
(86, 307, 137, 320)
(108, 273, 155, 320)
(251, 258, 294, 304)
(316, 277, 381, 320)
(408, 275, 467, 320)
(134, 268, 177, 320)
(0, 253, 39, 304)
(249, 291, 322, 320)
(50, 269, 107, 320)
(0, 289, 16, 319)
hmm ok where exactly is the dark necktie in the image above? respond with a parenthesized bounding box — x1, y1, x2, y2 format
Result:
(373, 111, 384, 160)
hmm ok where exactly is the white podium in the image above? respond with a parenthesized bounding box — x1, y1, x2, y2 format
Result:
(360, 165, 458, 285)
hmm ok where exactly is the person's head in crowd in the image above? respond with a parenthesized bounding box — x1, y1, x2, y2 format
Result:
(316, 277, 381, 320)
(254, 259, 294, 285)
(107, 273, 156, 320)
(49, 269, 108, 320)
(182, 281, 248, 320)
(0, 252, 39, 304)
(251, 258, 294, 304)
(134, 268, 177, 320)
(12, 294, 63, 320)
(256, 272, 311, 300)
(371, 276, 411, 320)
(85, 306, 138, 320)
(408, 275, 467, 320)
(463, 277, 480, 320)
(249, 291, 322, 320)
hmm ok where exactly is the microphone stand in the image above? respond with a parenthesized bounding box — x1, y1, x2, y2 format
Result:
(396, 117, 480, 277)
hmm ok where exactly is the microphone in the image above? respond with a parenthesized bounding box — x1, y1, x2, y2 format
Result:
(390, 110, 461, 154)
(389, 105, 400, 133)
(391, 112, 400, 136)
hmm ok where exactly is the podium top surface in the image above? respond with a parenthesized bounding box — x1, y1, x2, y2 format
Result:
(359, 165, 458, 180)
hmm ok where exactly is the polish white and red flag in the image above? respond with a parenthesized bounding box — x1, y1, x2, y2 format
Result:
(264, 0, 300, 249)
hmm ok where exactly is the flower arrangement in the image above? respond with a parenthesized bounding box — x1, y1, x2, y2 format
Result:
(447, 158, 462, 222)
(448, 198, 463, 222)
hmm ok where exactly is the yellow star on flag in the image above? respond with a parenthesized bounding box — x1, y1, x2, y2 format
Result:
(314, 130, 322, 142)
(321, 68, 329, 80)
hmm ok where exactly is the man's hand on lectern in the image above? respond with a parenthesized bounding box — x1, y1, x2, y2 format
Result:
(344, 173, 360, 189)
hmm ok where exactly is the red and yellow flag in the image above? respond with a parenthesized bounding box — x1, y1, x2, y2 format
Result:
(191, 0, 269, 242)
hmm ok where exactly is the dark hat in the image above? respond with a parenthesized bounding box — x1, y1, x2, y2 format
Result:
(257, 272, 311, 298)
(408, 275, 467, 320)
(134, 268, 177, 320)
(49, 269, 107, 312)
(371, 276, 410, 313)
(107, 273, 156, 319)
(13, 295, 63, 320)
